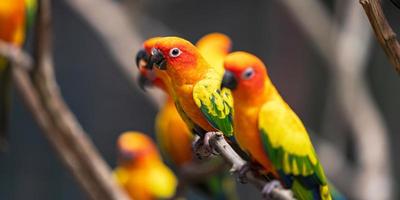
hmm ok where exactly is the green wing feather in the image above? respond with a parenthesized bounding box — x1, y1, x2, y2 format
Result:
(258, 100, 331, 200)
(25, 0, 37, 29)
(193, 70, 233, 137)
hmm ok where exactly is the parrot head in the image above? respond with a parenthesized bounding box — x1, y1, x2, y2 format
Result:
(117, 131, 159, 166)
(221, 51, 267, 98)
(149, 37, 205, 75)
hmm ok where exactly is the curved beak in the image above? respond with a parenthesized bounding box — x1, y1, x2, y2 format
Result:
(149, 48, 166, 70)
(136, 49, 149, 69)
(137, 74, 151, 91)
(221, 70, 238, 90)
(119, 150, 137, 162)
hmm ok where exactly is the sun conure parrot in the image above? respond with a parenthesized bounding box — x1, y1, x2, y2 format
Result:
(113, 131, 178, 200)
(146, 36, 234, 144)
(137, 33, 233, 166)
(220, 51, 332, 200)
(136, 36, 193, 165)
(0, 0, 36, 149)
(137, 33, 238, 200)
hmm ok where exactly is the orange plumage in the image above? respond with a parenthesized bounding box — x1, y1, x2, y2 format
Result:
(113, 132, 177, 200)
(0, 0, 26, 46)
(140, 33, 232, 166)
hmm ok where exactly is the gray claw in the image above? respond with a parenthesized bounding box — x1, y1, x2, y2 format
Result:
(192, 132, 220, 159)
(262, 180, 281, 200)
(192, 134, 213, 159)
(238, 163, 251, 184)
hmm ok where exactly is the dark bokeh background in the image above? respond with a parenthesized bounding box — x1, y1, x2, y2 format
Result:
(1, 0, 399, 199)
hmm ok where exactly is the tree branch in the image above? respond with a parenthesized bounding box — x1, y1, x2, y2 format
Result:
(0, 41, 32, 70)
(360, 0, 400, 74)
(206, 132, 295, 200)
(0, 0, 130, 199)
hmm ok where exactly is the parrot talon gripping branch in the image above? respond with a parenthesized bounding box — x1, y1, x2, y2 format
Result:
(205, 131, 295, 200)
(192, 131, 220, 159)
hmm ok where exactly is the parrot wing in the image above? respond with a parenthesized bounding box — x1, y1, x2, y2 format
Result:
(193, 70, 234, 137)
(258, 100, 331, 200)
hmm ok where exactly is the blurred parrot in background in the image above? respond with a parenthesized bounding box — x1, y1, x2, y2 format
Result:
(113, 131, 178, 200)
(137, 33, 238, 200)
(0, 0, 36, 149)
(221, 51, 333, 200)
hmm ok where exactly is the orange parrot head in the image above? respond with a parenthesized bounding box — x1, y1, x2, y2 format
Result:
(221, 51, 268, 98)
(117, 131, 159, 167)
(149, 37, 208, 83)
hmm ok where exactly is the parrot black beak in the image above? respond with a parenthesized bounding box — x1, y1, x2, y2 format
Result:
(136, 49, 149, 69)
(137, 74, 151, 91)
(221, 71, 238, 90)
(119, 150, 137, 162)
(149, 48, 167, 70)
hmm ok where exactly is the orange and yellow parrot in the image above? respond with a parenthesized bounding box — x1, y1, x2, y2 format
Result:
(221, 51, 332, 200)
(137, 33, 238, 200)
(0, 0, 36, 148)
(147, 36, 234, 143)
(137, 33, 233, 166)
(137, 36, 193, 166)
(113, 131, 177, 200)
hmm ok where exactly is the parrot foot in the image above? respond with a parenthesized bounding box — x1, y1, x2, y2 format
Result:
(261, 180, 281, 200)
(237, 163, 252, 184)
(237, 161, 264, 184)
(192, 132, 218, 159)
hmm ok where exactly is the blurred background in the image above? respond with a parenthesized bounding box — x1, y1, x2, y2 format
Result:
(0, 0, 399, 199)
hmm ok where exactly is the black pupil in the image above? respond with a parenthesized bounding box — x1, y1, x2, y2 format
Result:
(246, 71, 253, 77)
(172, 49, 179, 55)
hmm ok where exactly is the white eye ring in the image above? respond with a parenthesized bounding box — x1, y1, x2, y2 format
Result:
(169, 48, 182, 57)
(241, 67, 255, 80)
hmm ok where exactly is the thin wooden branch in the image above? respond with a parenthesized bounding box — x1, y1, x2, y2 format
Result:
(2, 41, 129, 200)
(0, 41, 32, 70)
(0, 0, 130, 199)
(206, 132, 295, 200)
(360, 0, 400, 74)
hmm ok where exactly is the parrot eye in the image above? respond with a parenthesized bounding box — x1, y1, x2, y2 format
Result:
(241, 67, 255, 80)
(169, 48, 182, 58)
